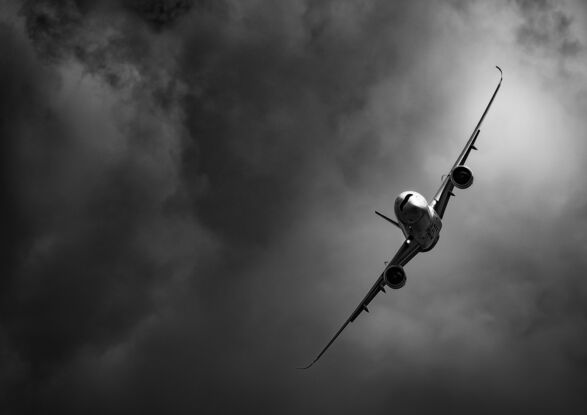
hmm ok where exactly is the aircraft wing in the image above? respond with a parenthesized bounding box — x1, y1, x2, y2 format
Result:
(431, 66, 503, 219)
(299, 238, 420, 369)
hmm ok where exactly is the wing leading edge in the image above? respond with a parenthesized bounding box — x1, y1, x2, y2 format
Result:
(300, 67, 503, 369)
(299, 238, 420, 369)
(431, 66, 503, 219)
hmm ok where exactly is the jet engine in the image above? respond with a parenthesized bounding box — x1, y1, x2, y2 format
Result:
(450, 165, 474, 189)
(384, 265, 406, 289)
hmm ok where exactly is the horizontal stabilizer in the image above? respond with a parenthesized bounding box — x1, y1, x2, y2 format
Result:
(375, 210, 400, 229)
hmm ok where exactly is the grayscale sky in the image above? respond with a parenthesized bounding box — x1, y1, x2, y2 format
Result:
(2, 1, 587, 414)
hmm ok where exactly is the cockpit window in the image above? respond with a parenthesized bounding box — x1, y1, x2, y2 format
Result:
(399, 193, 413, 211)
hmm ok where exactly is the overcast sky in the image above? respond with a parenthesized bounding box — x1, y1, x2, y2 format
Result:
(2, 0, 587, 414)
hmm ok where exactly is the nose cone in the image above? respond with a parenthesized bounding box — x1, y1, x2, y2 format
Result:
(394, 191, 428, 224)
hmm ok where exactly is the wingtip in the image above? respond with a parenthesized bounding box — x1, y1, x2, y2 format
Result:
(495, 65, 503, 80)
(297, 361, 315, 370)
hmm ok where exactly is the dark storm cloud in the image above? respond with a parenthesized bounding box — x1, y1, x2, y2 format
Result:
(2, 0, 587, 414)
(123, 0, 227, 30)
(1, 1, 214, 412)
(20, 0, 84, 61)
(514, 0, 582, 57)
(124, 0, 195, 28)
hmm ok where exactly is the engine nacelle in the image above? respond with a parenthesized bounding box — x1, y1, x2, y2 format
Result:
(384, 265, 406, 289)
(450, 165, 474, 189)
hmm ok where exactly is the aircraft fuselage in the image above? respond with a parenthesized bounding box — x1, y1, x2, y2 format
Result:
(394, 191, 442, 251)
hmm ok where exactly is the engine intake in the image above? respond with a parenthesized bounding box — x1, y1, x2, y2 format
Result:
(384, 265, 406, 289)
(450, 165, 474, 189)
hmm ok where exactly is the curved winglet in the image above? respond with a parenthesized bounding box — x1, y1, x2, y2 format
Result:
(430, 66, 503, 218)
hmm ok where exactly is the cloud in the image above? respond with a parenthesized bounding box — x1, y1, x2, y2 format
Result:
(514, 0, 582, 58)
(2, 0, 587, 414)
(1, 2, 216, 410)
(123, 0, 196, 29)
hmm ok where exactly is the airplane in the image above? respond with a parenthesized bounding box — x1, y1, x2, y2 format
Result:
(300, 66, 503, 369)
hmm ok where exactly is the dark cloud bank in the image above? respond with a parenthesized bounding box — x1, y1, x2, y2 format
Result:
(2, 0, 587, 414)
